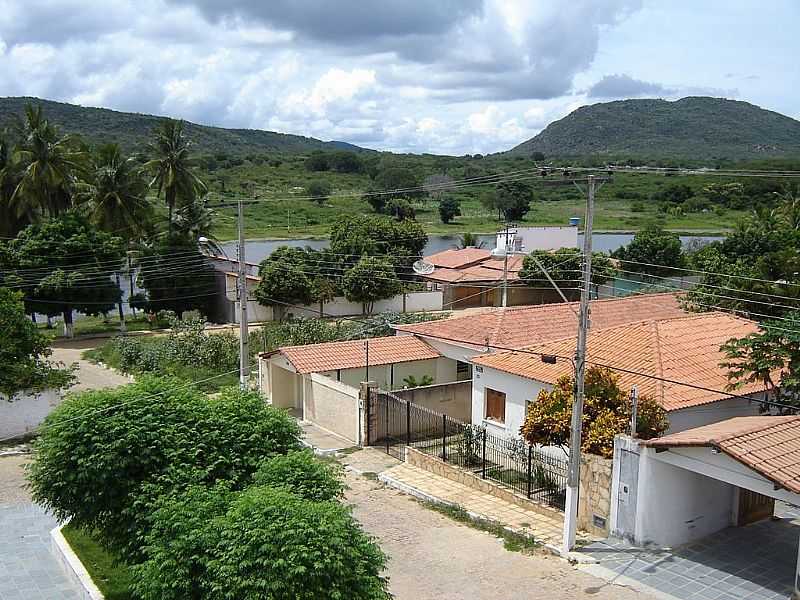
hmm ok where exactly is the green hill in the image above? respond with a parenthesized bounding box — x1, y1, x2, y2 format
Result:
(509, 97, 800, 161)
(0, 96, 367, 156)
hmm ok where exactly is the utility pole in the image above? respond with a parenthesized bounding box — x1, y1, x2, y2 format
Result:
(238, 195, 249, 389)
(115, 272, 126, 334)
(630, 386, 639, 438)
(501, 223, 514, 308)
(563, 174, 596, 555)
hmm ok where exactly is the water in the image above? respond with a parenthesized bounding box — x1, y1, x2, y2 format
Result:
(221, 233, 723, 263)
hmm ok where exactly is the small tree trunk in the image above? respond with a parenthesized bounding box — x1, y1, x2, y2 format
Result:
(167, 187, 175, 239)
(319, 301, 324, 318)
(63, 309, 74, 339)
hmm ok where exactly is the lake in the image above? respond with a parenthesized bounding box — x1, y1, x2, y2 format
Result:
(221, 232, 723, 263)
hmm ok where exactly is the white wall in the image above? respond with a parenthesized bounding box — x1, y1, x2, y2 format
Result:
(471, 365, 550, 438)
(667, 397, 763, 433)
(635, 446, 736, 547)
(495, 226, 578, 253)
(0, 389, 63, 439)
(303, 373, 360, 443)
(284, 291, 443, 319)
(226, 274, 274, 323)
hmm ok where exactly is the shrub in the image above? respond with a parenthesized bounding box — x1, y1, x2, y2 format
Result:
(438, 196, 461, 223)
(208, 487, 389, 600)
(385, 198, 416, 220)
(27, 377, 301, 562)
(253, 450, 345, 501)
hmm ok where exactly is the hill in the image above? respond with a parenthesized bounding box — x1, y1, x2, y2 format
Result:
(508, 97, 800, 161)
(0, 96, 367, 156)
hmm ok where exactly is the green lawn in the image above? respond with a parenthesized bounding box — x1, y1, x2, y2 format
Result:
(61, 524, 135, 600)
(39, 314, 158, 340)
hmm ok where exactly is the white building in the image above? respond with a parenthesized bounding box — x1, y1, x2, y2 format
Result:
(494, 226, 579, 253)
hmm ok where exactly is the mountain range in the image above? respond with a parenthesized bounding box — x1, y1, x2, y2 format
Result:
(509, 97, 800, 160)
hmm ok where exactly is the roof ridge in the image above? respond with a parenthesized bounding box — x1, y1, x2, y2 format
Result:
(716, 416, 800, 444)
(651, 319, 666, 406)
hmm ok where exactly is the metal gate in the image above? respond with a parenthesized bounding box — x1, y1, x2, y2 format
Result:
(365, 388, 568, 510)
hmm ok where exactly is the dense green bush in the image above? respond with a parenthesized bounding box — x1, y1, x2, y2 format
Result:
(27, 377, 301, 562)
(209, 487, 389, 600)
(253, 450, 345, 502)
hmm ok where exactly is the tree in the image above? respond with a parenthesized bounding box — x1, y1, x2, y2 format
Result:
(423, 173, 455, 198)
(135, 240, 217, 317)
(0, 134, 31, 237)
(0, 288, 73, 398)
(720, 310, 800, 411)
(328, 150, 362, 173)
(143, 119, 207, 238)
(438, 196, 461, 224)
(613, 226, 686, 277)
(495, 180, 533, 221)
(306, 179, 332, 204)
(254, 247, 314, 318)
(0, 213, 124, 337)
(329, 215, 427, 266)
(77, 143, 152, 240)
(208, 487, 389, 600)
(9, 104, 85, 219)
(253, 450, 345, 502)
(27, 377, 302, 562)
(310, 275, 337, 317)
(385, 198, 415, 220)
(521, 367, 668, 458)
(342, 256, 401, 314)
(458, 231, 486, 249)
(374, 166, 421, 200)
(519, 248, 616, 291)
(304, 151, 329, 172)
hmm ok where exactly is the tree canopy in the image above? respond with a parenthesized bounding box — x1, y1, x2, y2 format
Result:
(613, 226, 686, 277)
(493, 180, 533, 221)
(519, 248, 616, 291)
(342, 256, 402, 314)
(521, 367, 668, 458)
(329, 214, 427, 267)
(0, 288, 73, 397)
(254, 246, 315, 315)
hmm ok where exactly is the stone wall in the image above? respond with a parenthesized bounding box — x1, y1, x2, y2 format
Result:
(578, 453, 613, 537)
(406, 447, 564, 521)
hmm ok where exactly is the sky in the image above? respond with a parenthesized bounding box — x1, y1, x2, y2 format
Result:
(0, 0, 797, 155)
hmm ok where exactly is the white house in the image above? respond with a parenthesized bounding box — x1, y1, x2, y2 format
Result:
(469, 312, 768, 439)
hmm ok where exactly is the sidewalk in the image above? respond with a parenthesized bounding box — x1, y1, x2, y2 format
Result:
(380, 462, 591, 549)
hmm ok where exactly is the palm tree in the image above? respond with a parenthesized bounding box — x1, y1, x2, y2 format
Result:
(77, 143, 153, 240)
(457, 231, 486, 249)
(143, 119, 207, 239)
(173, 194, 223, 253)
(0, 135, 31, 237)
(10, 105, 85, 219)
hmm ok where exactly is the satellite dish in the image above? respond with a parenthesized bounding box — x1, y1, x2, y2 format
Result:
(412, 260, 435, 275)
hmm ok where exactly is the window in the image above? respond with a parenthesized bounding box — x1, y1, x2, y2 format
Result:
(485, 388, 506, 423)
(456, 360, 471, 380)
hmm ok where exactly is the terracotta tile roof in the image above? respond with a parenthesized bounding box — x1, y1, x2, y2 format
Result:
(272, 335, 441, 374)
(425, 248, 491, 269)
(395, 293, 686, 350)
(471, 312, 766, 411)
(643, 416, 800, 494)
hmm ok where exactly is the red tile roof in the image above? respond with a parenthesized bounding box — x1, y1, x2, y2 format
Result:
(471, 312, 766, 411)
(643, 416, 800, 494)
(395, 293, 686, 350)
(425, 248, 491, 269)
(271, 335, 441, 374)
(421, 250, 524, 284)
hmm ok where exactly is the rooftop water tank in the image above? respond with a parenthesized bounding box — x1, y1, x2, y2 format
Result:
(569, 217, 580, 227)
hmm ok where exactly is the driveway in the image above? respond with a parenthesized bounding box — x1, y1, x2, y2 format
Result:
(345, 468, 653, 600)
(0, 456, 82, 600)
(50, 338, 130, 393)
(578, 510, 799, 600)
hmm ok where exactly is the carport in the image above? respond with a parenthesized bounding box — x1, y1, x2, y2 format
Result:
(596, 416, 800, 599)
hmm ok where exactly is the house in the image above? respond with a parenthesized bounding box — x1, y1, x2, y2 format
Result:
(469, 312, 768, 439)
(609, 416, 800, 597)
(418, 226, 580, 309)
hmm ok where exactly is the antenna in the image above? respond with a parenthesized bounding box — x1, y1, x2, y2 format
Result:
(412, 260, 435, 275)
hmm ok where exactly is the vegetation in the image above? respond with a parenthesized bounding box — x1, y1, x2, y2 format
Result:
(342, 256, 402, 314)
(253, 450, 345, 502)
(27, 377, 302, 563)
(613, 225, 686, 277)
(0, 213, 125, 337)
(509, 97, 800, 160)
(721, 310, 800, 411)
(519, 247, 616, 290)
(521, 367, 668, 458)
(0, 288, 73, 397)
(61, 523, 135, 600)
(438, 196, 461, 224)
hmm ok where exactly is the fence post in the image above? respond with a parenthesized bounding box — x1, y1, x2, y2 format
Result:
(527, 445, 533, 499)
(365, 386, 371, 446)
(482, 428, 487, 479)
(406, 401, 411, 447)
(442, 414, 447, 461)
(386, 394, 390, 454)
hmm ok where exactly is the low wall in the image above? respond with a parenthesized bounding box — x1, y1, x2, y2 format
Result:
(286, 291, 444, 319)
(391, 381, 472, 421)
(303, 373, 360, 444)
(578, 454, 613, 537)
(406, 447, 563, 521)
(0, 389, 63, 440)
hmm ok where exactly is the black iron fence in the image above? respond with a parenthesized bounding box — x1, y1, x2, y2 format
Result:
(366, 389, 568, 510)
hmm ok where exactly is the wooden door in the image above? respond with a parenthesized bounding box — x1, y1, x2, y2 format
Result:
(737, 488, 775, 526)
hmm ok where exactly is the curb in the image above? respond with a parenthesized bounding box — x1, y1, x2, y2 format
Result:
(50, 524, 105, 600)
(378, 471, 567, 558)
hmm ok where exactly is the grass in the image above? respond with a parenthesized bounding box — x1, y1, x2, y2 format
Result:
(420, 500, 540, 553)
(60, 523, 135, 600)
(39, 315, 157, 340)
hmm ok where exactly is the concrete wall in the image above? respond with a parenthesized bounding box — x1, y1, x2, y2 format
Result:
(267, 357, 301, 410)
(0, 389, 63, 440)
(334, 357, 452, 391)
(667, 397, 763, 433)
(495, 226, 578, 252)
(578, 454, 613, 537)
(283, 291, 443, 319)
(303, 373, 360, 444)
(471, 365, 550, 438)
(391, 380, 472, 421)
(226, 273, 274, 323)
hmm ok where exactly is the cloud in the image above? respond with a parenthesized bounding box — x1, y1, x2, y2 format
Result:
(587, 74, 671, 98)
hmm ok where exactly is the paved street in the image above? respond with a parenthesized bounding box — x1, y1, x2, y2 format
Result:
(50, 338, 131, 393)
